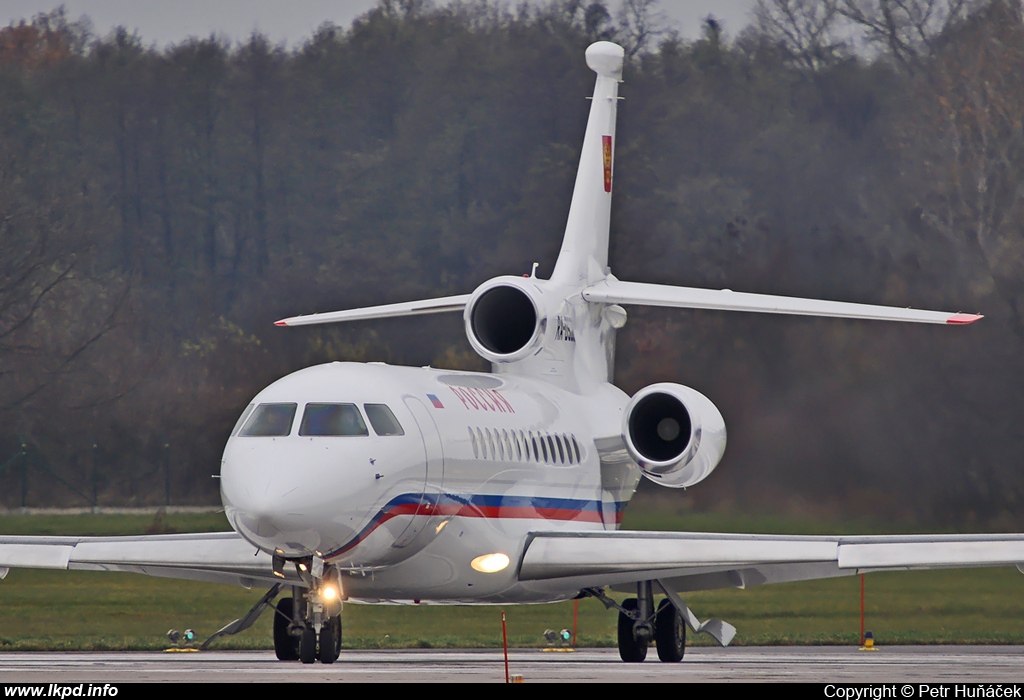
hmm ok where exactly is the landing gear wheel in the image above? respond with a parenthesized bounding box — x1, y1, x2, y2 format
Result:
(299, 627, 317, 664)
(273, 597, 299, 661)
(655, 599, 686, 662)
(617, 598, 647, 662)
(318, 615, 341, 664)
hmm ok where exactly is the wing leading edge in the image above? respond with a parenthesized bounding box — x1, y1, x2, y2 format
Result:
(0, 532, 297, 587)
(518, 530, 1024, 593)
(275, 294, 470, 327)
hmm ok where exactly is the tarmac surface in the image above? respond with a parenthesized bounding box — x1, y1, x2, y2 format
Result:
(1, 647, 1022, 683)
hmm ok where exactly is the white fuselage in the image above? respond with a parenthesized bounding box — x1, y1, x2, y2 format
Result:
(220, 362, 636, 602)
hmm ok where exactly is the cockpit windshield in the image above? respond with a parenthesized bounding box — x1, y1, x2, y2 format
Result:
(230, 404, 255, 437)
(299, 403, 369, 436)
(239, 403, 297, 437)
(364, 404, 405, 436)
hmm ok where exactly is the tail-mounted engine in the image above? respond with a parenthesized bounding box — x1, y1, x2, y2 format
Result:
(622, 383, 726, 488)
(464, 276, 549, 364)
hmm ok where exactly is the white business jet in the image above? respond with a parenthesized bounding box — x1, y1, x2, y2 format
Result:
(2, 41, 1021, 665)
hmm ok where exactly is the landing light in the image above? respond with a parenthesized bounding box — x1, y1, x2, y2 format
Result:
(321, 584, 339, 601)
(471, 552, 510, 573)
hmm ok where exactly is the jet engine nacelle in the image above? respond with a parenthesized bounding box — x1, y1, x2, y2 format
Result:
(623, 383, 726, 488)
(464, 276, 550, 364)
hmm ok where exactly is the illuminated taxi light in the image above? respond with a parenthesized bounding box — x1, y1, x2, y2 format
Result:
(321, 584, 338, 601)
(471, 552, 510, 573)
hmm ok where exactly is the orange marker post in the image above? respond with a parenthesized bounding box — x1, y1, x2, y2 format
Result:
(572, 599, 579, 648)
(502, 610, 509, 683)
(859, 573, 865, 646)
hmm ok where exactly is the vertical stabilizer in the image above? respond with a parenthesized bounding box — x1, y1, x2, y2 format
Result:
(550, 42, 624, 287)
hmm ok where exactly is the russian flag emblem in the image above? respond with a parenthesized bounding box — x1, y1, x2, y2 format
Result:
(427, 394, 444, 409)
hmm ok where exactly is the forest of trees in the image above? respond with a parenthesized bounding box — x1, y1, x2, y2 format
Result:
(1, 0, 1023, 527)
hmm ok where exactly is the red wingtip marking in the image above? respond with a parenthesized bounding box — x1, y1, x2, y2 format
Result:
(947, 313, 983, 325)
(274, 320, 287, 326)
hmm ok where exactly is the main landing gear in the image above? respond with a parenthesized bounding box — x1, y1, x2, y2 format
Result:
(616, 581, 686, 663)
(581, 582, 690, 663)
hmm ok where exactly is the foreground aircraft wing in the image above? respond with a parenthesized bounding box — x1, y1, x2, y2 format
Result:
(518, 530, 1024, 593)
(582, 280, 982, 325)
(275, 294, 471, 327)
(0, 532, 297, 587)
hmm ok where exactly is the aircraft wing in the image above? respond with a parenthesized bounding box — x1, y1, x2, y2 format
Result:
(0, 532, 299, 588)
(518, 530, 1024, 593)
(582, 279, 982, 325)
(275, 294, 471, 327)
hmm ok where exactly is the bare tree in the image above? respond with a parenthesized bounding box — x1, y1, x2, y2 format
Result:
(752, 0, 849, 72)
(837, 0, 983, 66)
(903, 2, 1024, 331)
(617, 0, 669, 58)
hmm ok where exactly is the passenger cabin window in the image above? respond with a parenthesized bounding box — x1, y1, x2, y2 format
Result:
(239, 403, 297, 437)
(364, 404, 404, 436)
(299, 403, 368, 436)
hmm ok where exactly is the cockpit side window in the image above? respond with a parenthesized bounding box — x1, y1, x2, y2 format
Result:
(230, 404, 255, 437)
(239, 403, 297, 437)
(364, 404, 405, 436)
(299, 403, 369, 436)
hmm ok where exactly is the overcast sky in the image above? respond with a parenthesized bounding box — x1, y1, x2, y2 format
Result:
(2, 1, 759, 48)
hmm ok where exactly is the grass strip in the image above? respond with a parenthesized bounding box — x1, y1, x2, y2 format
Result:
(1, 509, 1021, 650)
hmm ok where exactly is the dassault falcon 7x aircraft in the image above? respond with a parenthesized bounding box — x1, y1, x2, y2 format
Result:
(2, 41, 1023, 665)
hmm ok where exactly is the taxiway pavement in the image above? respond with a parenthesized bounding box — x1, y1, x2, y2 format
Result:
(1, 647, 1021, 683)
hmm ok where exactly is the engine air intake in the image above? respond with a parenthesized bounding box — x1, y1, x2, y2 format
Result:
(622, 383, 726, 488)
(628, 393, 692, 463)
(469, 285, 538, 356)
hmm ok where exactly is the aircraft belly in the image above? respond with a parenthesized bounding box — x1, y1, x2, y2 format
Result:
(339, 514, 593, 603)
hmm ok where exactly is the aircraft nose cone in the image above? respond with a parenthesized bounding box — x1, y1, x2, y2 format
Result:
(221, 458, 332, 555)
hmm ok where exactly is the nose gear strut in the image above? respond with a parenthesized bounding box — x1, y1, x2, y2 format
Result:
(200, 556, 344, 664)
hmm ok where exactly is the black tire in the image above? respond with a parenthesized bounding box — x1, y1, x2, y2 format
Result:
(655, 599, 686, 662)
(299, 627, 317, 665)
(273, 597, 299, 661)
(318, 615, 341, 664)
(617, 598, 647, 662)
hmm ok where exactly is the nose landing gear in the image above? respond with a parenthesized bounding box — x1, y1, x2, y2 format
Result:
(274, 557, 344, 664)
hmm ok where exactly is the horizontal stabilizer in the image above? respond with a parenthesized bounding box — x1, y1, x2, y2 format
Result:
(582, 280, 981, 325)
(276, 294, 470, 327)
